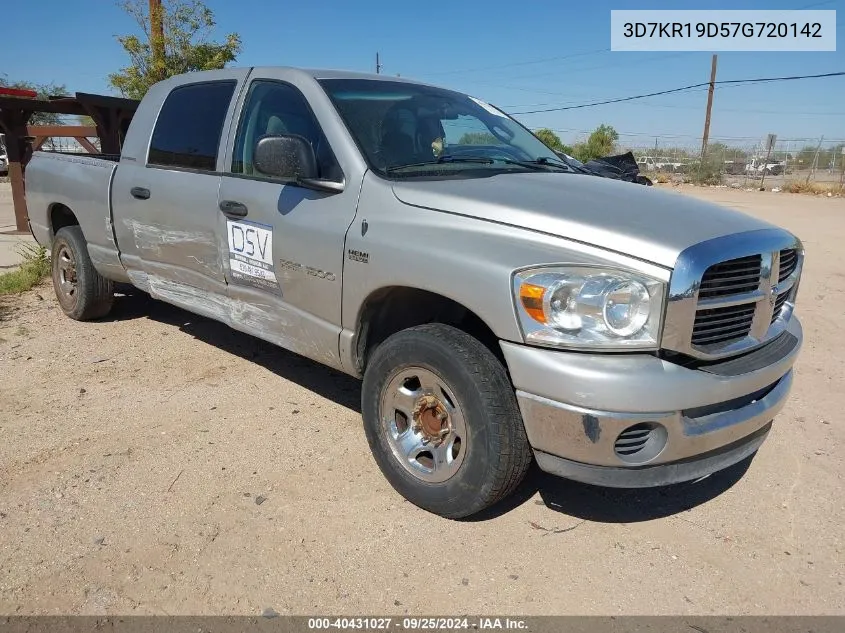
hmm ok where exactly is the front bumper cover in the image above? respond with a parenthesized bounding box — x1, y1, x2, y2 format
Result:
(501, 316, 801, 487)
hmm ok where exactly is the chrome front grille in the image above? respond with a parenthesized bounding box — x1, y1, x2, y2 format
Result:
(778, 248, 797, 282)
(698, 254, 762, 299)
(692, 303, 756, 346)
(770, 290, 790, 324)
(662, 230, 803, 360)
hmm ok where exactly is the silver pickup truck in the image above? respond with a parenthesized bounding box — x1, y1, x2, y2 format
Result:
(25, 67, 803, 518)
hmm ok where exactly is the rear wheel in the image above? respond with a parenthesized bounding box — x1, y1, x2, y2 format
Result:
(362, 324, 532, 519)
(51, 226, 114, 320)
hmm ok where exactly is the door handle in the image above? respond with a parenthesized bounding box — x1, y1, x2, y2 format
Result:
(219, 200, 248, 218)
(130, 187, 150, 200)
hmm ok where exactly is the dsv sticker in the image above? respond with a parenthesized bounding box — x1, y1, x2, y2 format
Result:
(227, 219, 278, 289)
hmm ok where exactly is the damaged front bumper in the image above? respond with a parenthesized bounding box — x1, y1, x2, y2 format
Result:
(501, 316, 802, 488)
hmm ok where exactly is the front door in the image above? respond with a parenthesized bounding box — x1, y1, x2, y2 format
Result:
(217, 75, 361, 370)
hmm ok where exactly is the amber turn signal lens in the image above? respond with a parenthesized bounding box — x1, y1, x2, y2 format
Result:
(519, 283, 547, 323)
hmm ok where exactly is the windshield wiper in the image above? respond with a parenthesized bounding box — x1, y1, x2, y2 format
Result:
(535, 156, 571, 168)
(539, 155, 594, 174)
(384, 154, 579, 175)
(385, 155, 494, 172)
(496, 158, 573, 172)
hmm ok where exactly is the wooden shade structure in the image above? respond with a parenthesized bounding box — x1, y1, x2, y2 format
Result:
(0, 90, 139, 233)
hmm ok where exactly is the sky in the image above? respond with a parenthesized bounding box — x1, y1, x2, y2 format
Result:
(4, 0, 844, 151)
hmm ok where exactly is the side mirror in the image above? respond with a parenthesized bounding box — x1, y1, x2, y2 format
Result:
(254, 134, 318, 180)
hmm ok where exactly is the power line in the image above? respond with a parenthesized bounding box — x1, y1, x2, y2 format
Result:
(619, 99, 845, 116)
(506, 77, 834, 110)
(414, 0, 833, 82)
(503, 87, 712, 110)
(510, 71, 845, 114)
(539, 127, 845, 143)
(499, 80, 759, 110)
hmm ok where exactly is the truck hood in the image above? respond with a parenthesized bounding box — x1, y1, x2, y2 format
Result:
(391, 173, 775, 268)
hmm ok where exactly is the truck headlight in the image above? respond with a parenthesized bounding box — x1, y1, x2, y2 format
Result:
(513, 266, 665, 350)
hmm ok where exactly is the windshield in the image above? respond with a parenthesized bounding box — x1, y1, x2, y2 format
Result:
(318, 79, 568, 178)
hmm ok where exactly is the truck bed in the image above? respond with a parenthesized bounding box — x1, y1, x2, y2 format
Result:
(26, 151, 127, 282)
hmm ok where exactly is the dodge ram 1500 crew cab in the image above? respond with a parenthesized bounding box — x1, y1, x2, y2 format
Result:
(25, 67, 804, 518)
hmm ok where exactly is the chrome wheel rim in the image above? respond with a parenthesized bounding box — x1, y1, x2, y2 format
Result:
(55, 244, 78, 305)
(379, 367, 467, 483)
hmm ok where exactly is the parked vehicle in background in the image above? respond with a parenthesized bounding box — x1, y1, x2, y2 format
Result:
(746, 158, 785, 176)
(637, 156, 657, 171)
(0, 133, 8, 175)
(25, 67, 804, 518)
(655, 156, 684, 172)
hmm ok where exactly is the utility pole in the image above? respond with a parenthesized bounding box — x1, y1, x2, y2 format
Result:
(806, 135, 824, 184)
(759, 134, 776, 191)
(376, 52, 382, 74)
(839, 147, 845, 190)
(149, 0, 165, 83)
(699, 54, 718, 160)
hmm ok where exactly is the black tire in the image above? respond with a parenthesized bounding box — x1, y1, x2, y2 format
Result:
(362, 324, 532, 519)
(51, 225, 114, 320)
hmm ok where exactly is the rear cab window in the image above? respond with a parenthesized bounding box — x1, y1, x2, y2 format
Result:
(148, 81, 236, 171)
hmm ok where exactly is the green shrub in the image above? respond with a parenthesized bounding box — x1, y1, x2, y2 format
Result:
(0, 243, 51, 295)
(688, 158, 724, 185)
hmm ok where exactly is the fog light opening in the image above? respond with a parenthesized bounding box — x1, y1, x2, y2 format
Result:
(614, 422, 668, 464)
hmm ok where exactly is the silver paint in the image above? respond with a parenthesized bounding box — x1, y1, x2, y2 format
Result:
(516, 370, 791, 468)
(24, 66, 805, 483)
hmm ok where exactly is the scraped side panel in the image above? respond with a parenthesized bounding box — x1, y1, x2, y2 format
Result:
(127, 271, 344, 371)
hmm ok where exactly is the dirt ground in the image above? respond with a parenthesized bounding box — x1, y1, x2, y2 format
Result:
(1, 185, 843, 616)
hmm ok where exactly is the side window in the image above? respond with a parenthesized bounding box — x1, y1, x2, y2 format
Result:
(232, 81, 342, 182)
(148, 81, 236, 171)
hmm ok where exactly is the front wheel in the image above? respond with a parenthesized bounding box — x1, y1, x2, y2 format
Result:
(362, 324, 532, 519)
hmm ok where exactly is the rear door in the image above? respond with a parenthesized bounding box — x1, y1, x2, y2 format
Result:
(217, 71, 363, 370)
(112, 71, 247, 304)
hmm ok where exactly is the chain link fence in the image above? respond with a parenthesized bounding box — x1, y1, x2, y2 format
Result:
(619, 134, 845, 191)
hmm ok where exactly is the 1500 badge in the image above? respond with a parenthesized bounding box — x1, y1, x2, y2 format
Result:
(278, 258, 336, 282)
(306, 266, 336, 281)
